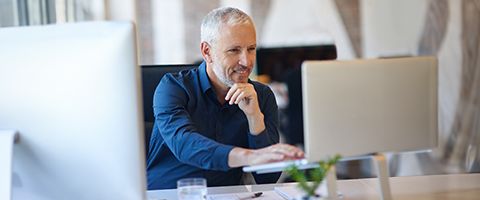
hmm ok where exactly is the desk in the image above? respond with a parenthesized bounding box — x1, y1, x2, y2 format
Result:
(147, 173, 480, 200)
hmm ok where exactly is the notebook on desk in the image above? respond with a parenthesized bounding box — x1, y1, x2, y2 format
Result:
(244, 56, 438, 173)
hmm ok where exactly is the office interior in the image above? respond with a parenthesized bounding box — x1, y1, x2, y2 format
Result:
(1, 0, 479, 195)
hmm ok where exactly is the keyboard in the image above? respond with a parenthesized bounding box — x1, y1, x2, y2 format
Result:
(242, 159, 320, 174)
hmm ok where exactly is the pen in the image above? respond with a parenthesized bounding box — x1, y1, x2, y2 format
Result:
(236, 192, 263, 200)
(252, 192, 263, 198)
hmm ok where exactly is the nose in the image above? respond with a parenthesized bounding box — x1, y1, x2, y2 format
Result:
(238, 50, 254, 67)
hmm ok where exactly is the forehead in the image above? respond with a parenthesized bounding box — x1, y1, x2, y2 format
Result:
(216, 22, 256, 47)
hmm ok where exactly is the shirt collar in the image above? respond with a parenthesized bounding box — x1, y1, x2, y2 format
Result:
(199, 61, 212, 93)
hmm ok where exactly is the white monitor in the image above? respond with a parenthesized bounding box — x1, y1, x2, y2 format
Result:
(302, 56, 438, 161)
(0, 22, 146, 200)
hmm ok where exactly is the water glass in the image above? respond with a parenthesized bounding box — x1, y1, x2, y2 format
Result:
(177, 178, 207, 200)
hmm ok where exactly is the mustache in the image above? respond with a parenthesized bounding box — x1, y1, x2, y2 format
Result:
(234, 65, 249, 70)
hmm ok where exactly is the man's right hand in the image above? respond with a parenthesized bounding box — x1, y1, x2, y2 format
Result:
(228, 144, 305, 168)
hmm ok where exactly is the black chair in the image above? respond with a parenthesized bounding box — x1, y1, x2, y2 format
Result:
(141, 64, 197, 154)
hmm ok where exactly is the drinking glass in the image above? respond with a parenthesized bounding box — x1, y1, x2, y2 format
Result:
(177, 178, 207, 200)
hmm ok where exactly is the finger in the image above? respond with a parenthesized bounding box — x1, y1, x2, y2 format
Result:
(283, 153, 304, 160)
(272, 144, 305, 158)
(225, 84, 239, 101)
(270, 147, 293, 156)
(229, 89, 243, 105)
(283, 145, 304, 158)
(234, 92, 246, 104)
(236, 87, 255, 104)
(294, 151, 305, 158)
(266, 153, 285, 162)
(289, 147, 305, 158)
(252, 152, 285, 165)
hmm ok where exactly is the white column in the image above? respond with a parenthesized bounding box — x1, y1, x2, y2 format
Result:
(361, 0, 428, 58)
(55, 0, 66, 23)
(152, 0, 186, 64)
(105, 0, 136, 22)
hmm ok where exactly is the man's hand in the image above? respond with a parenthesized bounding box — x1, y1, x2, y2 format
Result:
(225, 83, 265, 134)
(225, 83, 260, 115)
(228, 144, 305, 168)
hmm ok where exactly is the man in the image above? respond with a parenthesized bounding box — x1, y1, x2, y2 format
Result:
(146, 7, 304, 190)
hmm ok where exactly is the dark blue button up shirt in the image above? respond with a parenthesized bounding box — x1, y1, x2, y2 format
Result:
(146, 62, 280, 189)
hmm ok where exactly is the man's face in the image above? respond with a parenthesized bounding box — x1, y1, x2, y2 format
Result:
(209, 22, 256, 87)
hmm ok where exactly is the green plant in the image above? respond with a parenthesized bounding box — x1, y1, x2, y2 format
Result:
(286, 154, 341, 198)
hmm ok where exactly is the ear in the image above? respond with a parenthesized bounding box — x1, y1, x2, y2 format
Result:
(201, 42, 213, 63)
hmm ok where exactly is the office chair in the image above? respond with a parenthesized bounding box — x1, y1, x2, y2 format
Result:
(141, 64, 197, 155)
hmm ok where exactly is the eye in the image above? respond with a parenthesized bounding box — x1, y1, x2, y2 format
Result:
(248, 47, 256, 52)
(228, 48, 240, 53)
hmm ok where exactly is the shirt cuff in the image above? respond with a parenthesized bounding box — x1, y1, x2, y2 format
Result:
(212, 144, 235, 171)
(248, 129, 274, 149)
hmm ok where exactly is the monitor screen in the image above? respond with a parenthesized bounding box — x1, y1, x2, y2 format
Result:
(0, 22, 146, 200)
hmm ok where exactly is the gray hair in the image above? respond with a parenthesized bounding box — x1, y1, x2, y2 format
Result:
(200, 7, 254, 45)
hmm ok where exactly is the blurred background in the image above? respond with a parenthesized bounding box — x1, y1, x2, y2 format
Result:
(1, 0, 478, 179)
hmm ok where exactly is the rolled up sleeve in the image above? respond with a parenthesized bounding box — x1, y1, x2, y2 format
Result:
(154, 74, 233, 171)
(248, 86, 280, 149)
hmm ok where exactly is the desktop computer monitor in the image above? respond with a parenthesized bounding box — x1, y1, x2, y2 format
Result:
(0, 22, 146, 200)
(302, 57, 438, 160)
(244, 56, 438, 174)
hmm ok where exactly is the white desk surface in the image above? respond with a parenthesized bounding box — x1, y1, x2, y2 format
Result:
(147, 173, 480, 200)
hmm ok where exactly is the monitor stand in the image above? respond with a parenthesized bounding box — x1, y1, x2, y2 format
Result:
(0, 130, 19, 200)
(372, 153, 392, 200)
(325, 165, 338, 198)
(326, 153, 392, 200)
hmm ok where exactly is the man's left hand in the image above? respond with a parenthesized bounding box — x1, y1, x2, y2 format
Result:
(225, 83, 260, 115)
(225, 83, 265, 134)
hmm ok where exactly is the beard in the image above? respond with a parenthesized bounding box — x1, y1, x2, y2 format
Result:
(212, 62, 235, 87)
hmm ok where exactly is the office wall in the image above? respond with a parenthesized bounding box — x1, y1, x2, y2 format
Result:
(150, 0, 355, 63)
(259, 0, 355, 60)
